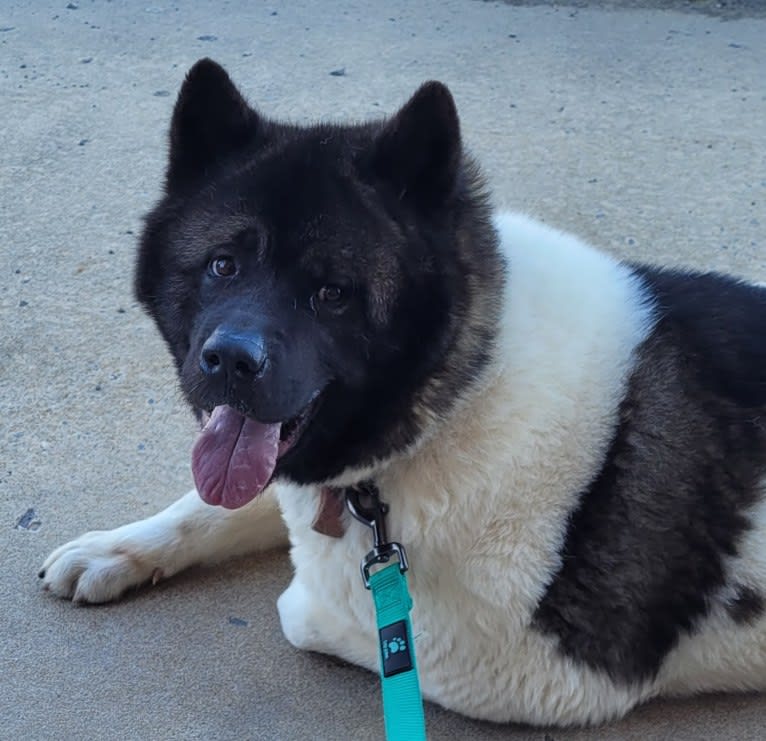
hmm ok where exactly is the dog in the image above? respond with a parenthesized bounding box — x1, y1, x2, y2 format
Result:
(40, 58, 766, 726)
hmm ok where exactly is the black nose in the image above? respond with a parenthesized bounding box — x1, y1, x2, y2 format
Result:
(200, 328, 268, 381)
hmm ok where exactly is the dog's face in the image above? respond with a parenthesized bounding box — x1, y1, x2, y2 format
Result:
(136, 59, 499, 503)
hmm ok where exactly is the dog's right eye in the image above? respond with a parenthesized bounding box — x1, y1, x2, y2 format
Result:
(209, 256, 238, 278)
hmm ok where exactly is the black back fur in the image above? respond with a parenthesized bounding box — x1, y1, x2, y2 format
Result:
(534, 267, 766, 683)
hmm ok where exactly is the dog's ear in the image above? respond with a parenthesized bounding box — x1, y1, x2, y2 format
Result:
(368, 81, 461, 209)
(166, 58, 261, 190)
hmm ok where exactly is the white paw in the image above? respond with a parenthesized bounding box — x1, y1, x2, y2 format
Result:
(39, 529, 164, 604)
(278, 578, 379, 671)
(278, 579, 326, 651)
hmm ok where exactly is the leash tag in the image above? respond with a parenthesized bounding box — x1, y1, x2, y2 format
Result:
(379, 619, 413, 678)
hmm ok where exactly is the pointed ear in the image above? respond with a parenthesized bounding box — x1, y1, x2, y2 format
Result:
(368, 81, 461, 209)
(166, 58, 261, 190)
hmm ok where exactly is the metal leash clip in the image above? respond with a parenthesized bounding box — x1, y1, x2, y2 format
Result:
(346, 481, 409, 589)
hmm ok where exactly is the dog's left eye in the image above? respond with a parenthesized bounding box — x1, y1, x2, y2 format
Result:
(209, 256, 237, 278)
(317, 285, 344, 304)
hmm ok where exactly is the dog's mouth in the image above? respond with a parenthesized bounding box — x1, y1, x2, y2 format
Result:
(191, 398, 318, 509)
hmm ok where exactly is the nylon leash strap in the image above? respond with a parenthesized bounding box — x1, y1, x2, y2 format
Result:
(370, 563, 426, 741)
(346, 484, 427, 741)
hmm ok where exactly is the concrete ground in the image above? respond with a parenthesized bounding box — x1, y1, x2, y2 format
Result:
(2, 1, 765, 738)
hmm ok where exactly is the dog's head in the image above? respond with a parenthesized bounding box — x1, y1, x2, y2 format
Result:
(136, 59, 502, 507)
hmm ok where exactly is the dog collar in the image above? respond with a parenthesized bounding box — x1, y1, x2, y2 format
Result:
(311, 486, 348, 537)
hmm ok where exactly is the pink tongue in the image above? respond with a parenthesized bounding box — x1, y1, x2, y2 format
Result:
(192, 406, 280, 509)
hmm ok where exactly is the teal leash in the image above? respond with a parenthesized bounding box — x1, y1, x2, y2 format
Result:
(347, 484, 427, 741)
(370, 564, 426, 741)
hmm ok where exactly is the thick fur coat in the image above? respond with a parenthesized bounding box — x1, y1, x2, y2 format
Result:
(40, 60, 766, 726)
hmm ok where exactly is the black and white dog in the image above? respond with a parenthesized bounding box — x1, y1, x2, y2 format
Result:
(41, 59, 766, 726)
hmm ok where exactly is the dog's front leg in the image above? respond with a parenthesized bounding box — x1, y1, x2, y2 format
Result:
(277, 576, 379, 673)
(39, 488, 287, 604)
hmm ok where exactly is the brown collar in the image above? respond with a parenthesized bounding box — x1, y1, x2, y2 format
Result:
(311, 486, 348, 538)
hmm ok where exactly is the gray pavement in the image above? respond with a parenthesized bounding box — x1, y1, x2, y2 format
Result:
(2, 1, 765, 739)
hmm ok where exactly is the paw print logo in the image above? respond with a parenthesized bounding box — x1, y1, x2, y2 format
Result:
(386, 636, 407, 654)
(380, 623, 413, 675)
